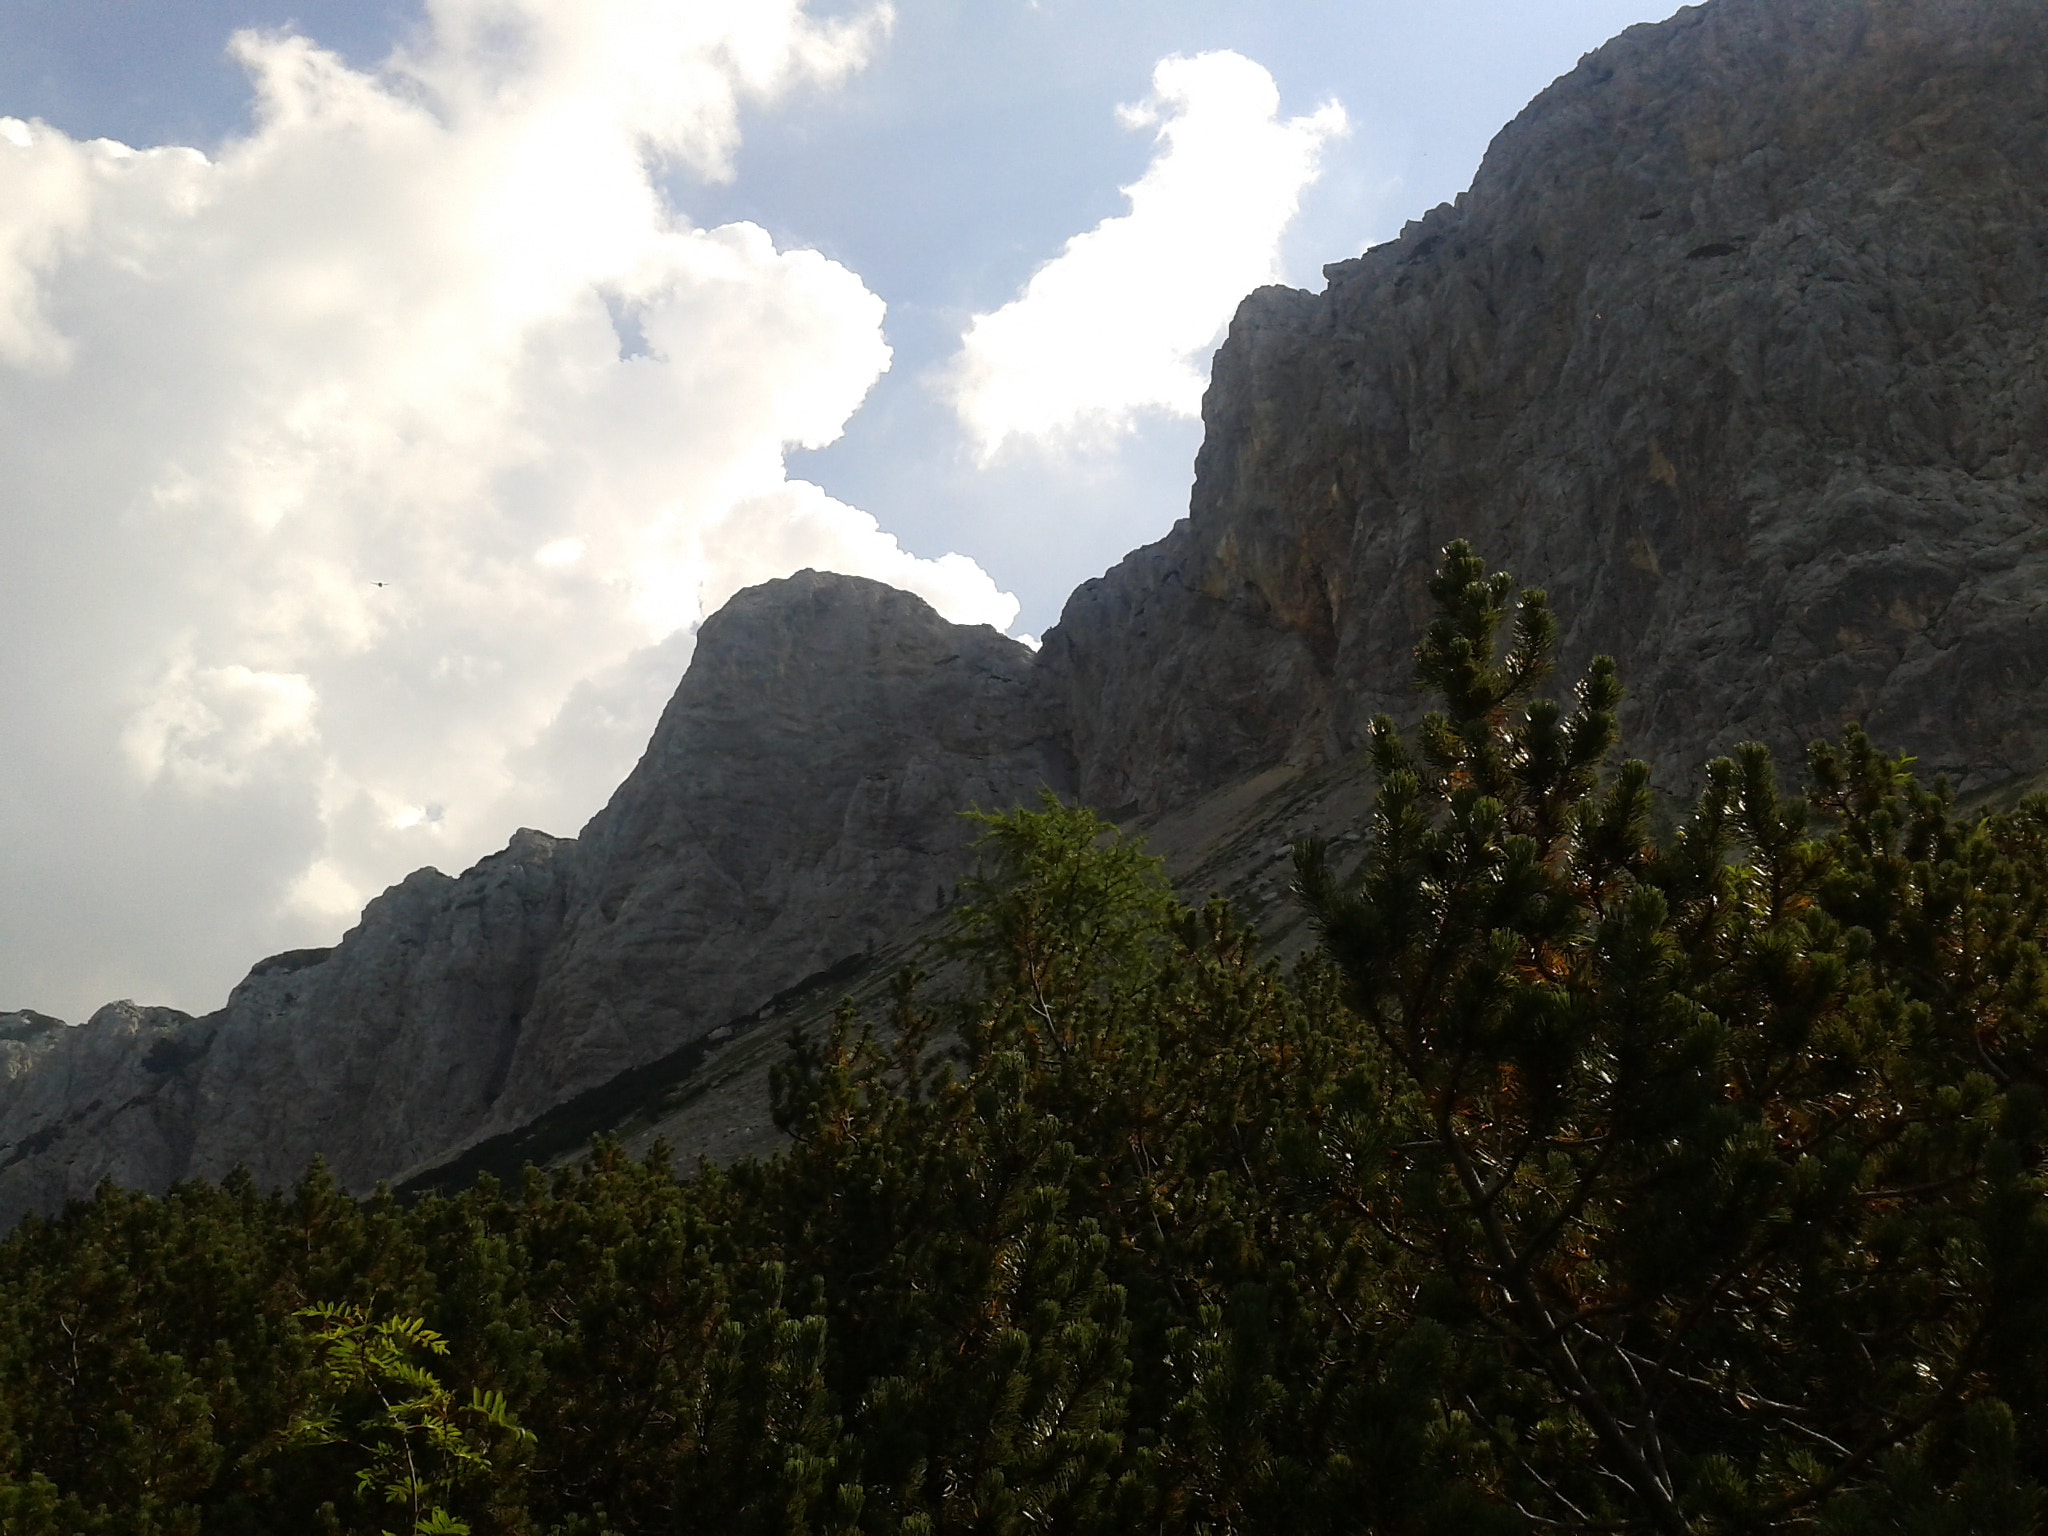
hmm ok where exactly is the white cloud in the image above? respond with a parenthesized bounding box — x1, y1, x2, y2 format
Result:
(121, 658, 321, 791)
(534, 537, 586, 568)
(948, 51, 1345, 458)
(0, 0, 1021, 1020)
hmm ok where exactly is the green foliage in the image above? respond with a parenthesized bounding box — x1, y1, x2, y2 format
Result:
(0, 539, 2043, 1532)
(1295, 539, 2048, 1532)
(949, 785, 1177, 1004)
(283, 1302, 534, 1535)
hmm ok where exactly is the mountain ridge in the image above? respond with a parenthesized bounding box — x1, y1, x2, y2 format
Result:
(1041, 0, 2048, 811)
(7, 0, 2048, 1222)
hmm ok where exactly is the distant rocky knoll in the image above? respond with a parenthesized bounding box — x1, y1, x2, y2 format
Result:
(6, 0, 2047, 1221)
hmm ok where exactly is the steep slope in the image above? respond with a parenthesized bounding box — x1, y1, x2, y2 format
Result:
(1040, 0, 2048, 811)
(470, 571, 1070, 1146)
(0, 575, 1062, 1221)
(9, 0, 2048, 1221)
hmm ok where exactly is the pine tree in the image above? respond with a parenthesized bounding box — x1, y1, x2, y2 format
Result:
(1297, 540, 2048, 1532)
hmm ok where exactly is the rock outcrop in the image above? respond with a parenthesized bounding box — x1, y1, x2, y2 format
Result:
(477, 572, 1070, 1142)
(8, 0, 2048, 1220)
(0, 575, 1062, 1221)
(1039, 0, 2048, 810)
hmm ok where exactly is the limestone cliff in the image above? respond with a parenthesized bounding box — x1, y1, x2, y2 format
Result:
(0, 575, 1062, 1221)
(8, 0, 2048, 1220)
(1039, 0, 2048, 810)
(476, 572, 1069, 1144)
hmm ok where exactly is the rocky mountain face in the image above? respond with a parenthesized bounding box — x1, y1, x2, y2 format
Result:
(1040, 0, 2048, 811)
(0, 576, 1064, 1221)
(6, 0, 2048, 1221)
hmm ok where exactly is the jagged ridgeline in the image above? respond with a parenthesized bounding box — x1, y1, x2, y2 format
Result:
(3, 543, 2047, 1532)
(7, 0, 2048, 1523)
(4, 0, 2048, 1218)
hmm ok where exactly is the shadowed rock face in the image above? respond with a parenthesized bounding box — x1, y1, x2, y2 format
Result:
(1038, 0, 2048, 810)
(477, 572, 1071, 1145)
(7, 0, 2048, 1220)
(0, 575, 1063, 1220)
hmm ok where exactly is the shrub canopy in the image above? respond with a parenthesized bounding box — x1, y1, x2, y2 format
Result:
(1, 542, 2044, 1534)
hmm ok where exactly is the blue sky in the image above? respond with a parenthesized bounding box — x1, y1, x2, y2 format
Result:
(0, 0, 1670, 1018)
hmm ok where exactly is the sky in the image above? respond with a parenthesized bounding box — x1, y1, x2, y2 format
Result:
(0, 0, 1674, 1022)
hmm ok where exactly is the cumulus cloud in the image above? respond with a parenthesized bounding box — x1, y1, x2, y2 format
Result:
(948, 51, 1344, 457)
(0, 0, 1021, 1019)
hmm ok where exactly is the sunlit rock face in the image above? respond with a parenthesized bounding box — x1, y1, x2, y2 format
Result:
(1039, 0, 2048, 811)
(0, 574, 1063, 1219)
(8, 0, 2048, 1220)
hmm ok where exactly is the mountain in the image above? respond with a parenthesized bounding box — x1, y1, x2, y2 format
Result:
(1042, 0, 2048, 811)
(5, 0, 2046, 1222)
(0, 576, 1066, 1220)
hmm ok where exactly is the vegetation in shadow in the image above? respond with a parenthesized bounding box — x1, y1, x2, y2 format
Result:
(0, 543, 2043, 1533)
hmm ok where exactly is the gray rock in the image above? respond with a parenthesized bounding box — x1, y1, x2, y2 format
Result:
(1036, 0, 2048, 808)
(0, 1001, 206, 1220)
(181, 827, 577, 1193)
(0, 574, 1063, 1219)
(463, 571, 1070, 1153)
(10, 0, 2048, 1221)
